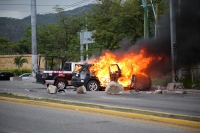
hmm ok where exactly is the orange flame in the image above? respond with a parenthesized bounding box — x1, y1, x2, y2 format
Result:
(88, 48, 161, 87)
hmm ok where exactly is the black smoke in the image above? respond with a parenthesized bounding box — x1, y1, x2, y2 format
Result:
(118, 0, 200, 77)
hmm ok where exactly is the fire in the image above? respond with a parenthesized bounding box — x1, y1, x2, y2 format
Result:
(88, 48, 160, 87)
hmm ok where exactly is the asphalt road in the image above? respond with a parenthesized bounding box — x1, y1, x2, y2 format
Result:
(0, 81, 200, 117)
(0, 101, 197, 133)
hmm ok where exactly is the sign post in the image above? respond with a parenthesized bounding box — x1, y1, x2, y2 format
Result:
(79, 31, 95, 61)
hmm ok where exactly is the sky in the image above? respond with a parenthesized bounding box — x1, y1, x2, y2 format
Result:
(0, 0, 95, 19)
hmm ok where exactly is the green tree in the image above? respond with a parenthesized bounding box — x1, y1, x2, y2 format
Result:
(0, 36, 18, 55)
(87, 0, 168, 50)
(20, 11, 85, 61)
(14, 56, 28, 69)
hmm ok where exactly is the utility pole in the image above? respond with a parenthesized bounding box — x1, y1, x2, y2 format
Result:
(167, 0, 184, 90)
(31, 0, 38, 78)
(86, 17, 88, 61)
(142, 0, 149, 38)
(167, 0, 185, 90)
(155, 4, 158, 39)
(170, 0, 178, 83)
(80, 30, 84, 62)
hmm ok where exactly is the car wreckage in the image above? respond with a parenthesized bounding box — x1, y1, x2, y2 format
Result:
(71, 63, 152, 91)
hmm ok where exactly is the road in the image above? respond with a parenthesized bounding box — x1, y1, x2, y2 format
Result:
(0, 81, 200, 117)
(0, 101, 198, 133)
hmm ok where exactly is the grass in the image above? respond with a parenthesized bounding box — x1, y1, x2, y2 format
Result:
(0, 92, 200, 122)
(152, 75, 200, 90)
(151, 76, 172, 87)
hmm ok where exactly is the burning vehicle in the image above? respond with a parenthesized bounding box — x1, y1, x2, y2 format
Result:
(71, 43, 165, 91)
(71, 63, 151, 91)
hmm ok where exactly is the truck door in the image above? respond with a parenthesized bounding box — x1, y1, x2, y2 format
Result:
(109, 64, 121, 82)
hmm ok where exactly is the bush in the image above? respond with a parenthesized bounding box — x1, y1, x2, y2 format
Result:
(179, 77, 200, 90)
(13, 69, 20, 76)
(0, 69, 13, 74)
(151, 75, 172, 87)
(0, 69, 32, 76)
(152, 75, 200, 90)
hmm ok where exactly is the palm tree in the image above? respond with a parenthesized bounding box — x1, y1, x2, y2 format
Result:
(14, 56, 28, 69)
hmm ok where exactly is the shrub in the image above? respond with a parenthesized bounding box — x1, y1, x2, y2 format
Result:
(151, 75, 172, 87)
(0, 69, 32, 76)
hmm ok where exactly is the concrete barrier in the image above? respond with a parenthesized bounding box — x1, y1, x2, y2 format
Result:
(10, 77, 22, 81)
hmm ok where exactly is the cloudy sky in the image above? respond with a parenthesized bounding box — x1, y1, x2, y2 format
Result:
(0, 0, 95, 19)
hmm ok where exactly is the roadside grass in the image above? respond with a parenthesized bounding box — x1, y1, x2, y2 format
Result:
(0, 92, 200, 122)
(152, 75, 200, 90)
(151, 76, 172, 87)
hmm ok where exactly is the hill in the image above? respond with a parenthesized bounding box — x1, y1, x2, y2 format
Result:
(0, 4, 94, 42)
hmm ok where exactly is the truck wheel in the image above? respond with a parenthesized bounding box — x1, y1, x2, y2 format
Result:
(55, 80, 66, 90)
(134, 74, 151, 91)
(87, 80, 100, 91)
(134, 83, 142, 91)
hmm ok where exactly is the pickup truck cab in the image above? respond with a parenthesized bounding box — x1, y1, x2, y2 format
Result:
(43, 62, 79, 89)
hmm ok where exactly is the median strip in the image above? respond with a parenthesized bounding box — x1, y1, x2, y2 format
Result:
(0, 92, 200, 128)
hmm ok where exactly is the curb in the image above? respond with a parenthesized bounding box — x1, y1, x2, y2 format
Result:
(0, 96, 200, 128)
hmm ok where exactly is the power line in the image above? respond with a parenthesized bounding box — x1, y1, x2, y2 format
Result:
(0, 0, 90, 7)
(0, 0, 91, 13)
(1, 4, 85, 6)
(0, 8, 30, 12)
(39, 0, 91, 15)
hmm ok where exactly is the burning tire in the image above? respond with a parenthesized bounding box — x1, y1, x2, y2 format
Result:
(86, 80, 100, 91)
(55, 79, 66, 90)
(132, 74, 151, 91)
(134, 83, 142, 90)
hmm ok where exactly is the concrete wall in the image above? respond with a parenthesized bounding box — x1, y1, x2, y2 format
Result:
(0, 54, 45, 70)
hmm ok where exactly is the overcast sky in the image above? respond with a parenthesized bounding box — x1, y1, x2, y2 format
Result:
(0, 0, 95, 19)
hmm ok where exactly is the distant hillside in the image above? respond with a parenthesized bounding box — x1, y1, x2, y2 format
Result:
(0, 4, 94, 42)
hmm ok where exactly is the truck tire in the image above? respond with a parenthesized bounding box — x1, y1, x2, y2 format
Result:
(134, 74, 151, 91)
(86, 80, 100, 91)
(55, 79, 67, 90)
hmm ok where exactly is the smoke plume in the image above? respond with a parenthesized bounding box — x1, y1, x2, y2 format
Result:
(118, 0, 200, 77)
(89, 0, 200, 78)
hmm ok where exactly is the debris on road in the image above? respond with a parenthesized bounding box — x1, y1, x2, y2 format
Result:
(76, 85, 87, 94)
(175, 90, 187, 94)
(47, 85, 57, 94)
(154, 89, 162, 94)
(130, 90, 139, 94)
(105, 81, 124, 95)
(24, 89, 37, 92)
(58, 89, 66, 93)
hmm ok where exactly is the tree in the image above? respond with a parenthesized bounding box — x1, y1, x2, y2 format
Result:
(20, 8, 86, 62)
(14, 56, 28, 69)
(0, 36, 18, 55)
(87, 0, 168, 50)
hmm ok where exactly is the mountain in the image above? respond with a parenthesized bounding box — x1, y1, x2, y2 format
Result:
(0, 4, 94, 42)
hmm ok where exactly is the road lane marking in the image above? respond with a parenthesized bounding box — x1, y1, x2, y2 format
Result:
(0, 96, 200, 130)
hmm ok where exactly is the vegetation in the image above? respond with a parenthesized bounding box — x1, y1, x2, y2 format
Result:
(87, 0, 168, 50)
(14, 56, 28, 70)
(0, 1, 199, 89)
(179, 77, 200, 90)
(0, 4, 93, 42)
(0, 69, 31, 76)
(151, 75, 172, 87)
(0, 1, 168, 56)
